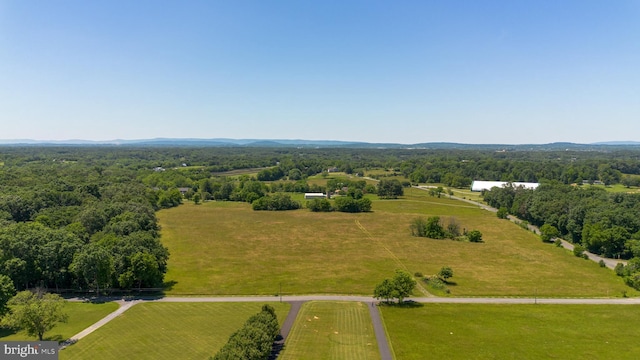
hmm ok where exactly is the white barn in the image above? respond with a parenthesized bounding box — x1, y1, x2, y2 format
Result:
(471, 181, 539, 192)
(304, 193, 327, 199)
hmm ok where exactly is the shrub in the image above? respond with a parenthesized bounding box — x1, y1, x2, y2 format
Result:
(615, 263, 626, 276)
(496, 207, 509, 219)
(306, 198, 333, 212)
(599, 260, 606, 268)
(252, 193, 301, 211)
(414, 272, 423, 278)
(410, 217, 428, 237)
(573, 244, 585, 258)
(540, 224, 560, 243)
(357, 198, 372, 212)
(333, 196, 371, 213)
(467, 230, 483, 243)
(554, 239, 563, 247)
(446, 218, 461, 239)
(424, 276, 446, 290)
(424, 216, 445, 239)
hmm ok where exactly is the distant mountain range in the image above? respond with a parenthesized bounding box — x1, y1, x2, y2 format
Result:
(0, 138, 639, 149)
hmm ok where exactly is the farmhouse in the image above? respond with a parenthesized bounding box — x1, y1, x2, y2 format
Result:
(471, 181, 539, 192)
(304, 193, 328, 199)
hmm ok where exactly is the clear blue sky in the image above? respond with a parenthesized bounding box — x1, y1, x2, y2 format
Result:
(1, 0, 639, 144)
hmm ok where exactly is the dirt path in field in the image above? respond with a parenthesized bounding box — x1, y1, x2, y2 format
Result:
(355, 219, 433, 298)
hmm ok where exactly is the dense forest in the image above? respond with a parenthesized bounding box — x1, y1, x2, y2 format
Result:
(2, 145, 640, 293)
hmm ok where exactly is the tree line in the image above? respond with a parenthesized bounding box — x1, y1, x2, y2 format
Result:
(212, 305, 280, 360)
(0, 159, 170, 294)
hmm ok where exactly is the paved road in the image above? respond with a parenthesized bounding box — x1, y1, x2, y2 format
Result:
(60, 299, 141, 349)
(368, 301, 393, 360)
(271, 301, 304, 359)
(139, 295, 640, 304)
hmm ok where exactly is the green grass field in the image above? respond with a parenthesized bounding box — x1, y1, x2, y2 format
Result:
(279, 301, 379, 360)
(447, 187, 484, 201)
(210, 166, 271, 177)
(0, 301, 118, 342)
(60, 302, 290, 360)
(381, 303, 640, 359)
(159, 187, 634, 297)
(581, 183, 640, 193)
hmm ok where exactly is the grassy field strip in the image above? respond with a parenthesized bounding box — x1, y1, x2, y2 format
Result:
(355, 219, 431, 297)
(0, 302, 119, 342)
(399, 198, 480, 208)
(382, 303, 640, 359)
(280, 301, 380, 360)
(60, 302, 290, 360)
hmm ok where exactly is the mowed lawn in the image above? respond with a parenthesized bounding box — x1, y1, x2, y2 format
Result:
(279, 301, 379, 360)
(381, 303, 640, 359)
(0, 302, 118, 342)
(60, 302, 290, 360)
(158, 188, 634, 297)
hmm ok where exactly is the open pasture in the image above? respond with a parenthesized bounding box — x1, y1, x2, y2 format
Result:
(381, 303, 640, 359)
(60, 302, 290, 360)
(159, 201, 398, 295)
(210, 166, 271, 177)
(158, 190, 634, 297)
(279, 301, 379, 360)
(0, 302, 118, 342)
(581, 183, 640, 194)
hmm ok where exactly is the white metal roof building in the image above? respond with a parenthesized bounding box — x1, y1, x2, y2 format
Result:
(304, 193, 327, 199)
(471, 181, 540, 192)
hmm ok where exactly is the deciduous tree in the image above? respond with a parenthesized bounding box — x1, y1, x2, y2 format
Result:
(2, 290, 68, 341)
(392, 270, 416, 303)
(0, 274, 16, 315)
(438, 266, 454, 282)
(377, 179, 404, 199)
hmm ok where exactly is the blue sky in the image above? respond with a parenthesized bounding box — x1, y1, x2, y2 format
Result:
(1, 1, 639, 144)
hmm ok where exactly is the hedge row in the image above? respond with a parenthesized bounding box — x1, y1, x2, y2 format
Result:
(212, 305, 280, 360)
